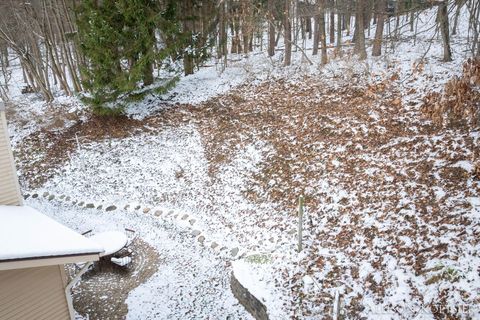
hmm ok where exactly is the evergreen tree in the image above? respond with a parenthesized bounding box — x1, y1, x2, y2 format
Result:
(77, 0, 126, 112)
(77, 0, 179, 114)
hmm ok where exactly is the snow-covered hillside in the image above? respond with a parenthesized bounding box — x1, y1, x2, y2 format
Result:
(2, 4, 479, 320)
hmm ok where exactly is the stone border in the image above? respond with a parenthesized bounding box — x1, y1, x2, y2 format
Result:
(23, 191, 244, 259)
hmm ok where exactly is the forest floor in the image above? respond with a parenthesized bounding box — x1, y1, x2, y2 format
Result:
(3, 6, 480, 320)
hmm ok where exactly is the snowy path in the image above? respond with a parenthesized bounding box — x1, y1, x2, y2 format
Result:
(27, 198, 252, 320)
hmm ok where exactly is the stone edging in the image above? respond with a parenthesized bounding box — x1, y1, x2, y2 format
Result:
(23, 191, 244, 259)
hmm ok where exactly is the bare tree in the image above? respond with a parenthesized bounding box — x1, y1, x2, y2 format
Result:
(268, 0, 276, 56)
(372, 0, 386, 56)
(285, 0, 292, 66)
(354, 0, 367, 59)
(438, 0, 452, 61)
(319, 0, 328, 64)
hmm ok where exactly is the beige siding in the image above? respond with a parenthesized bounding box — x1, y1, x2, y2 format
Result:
(0, 265, 71, 320)
(0, 109, 22, 206)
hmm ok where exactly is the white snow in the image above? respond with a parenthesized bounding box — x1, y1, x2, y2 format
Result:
(89, 231, 128, 257)
(231, 256, 284, 319)
(2, 3, 478, 319)
(26, 197, 252, 319)
(0, 205, 103, 261)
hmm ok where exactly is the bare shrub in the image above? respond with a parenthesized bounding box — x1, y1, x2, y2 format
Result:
(421, 58, 480, 128)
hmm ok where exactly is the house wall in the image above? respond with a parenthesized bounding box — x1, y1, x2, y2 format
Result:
(0, 106, 23, 206)
(0, 265, 71, 320)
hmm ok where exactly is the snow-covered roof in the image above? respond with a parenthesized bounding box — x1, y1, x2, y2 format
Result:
(0, 205, 103, 262)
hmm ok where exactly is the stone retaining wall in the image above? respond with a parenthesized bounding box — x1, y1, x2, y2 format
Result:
(230, 272, 269, 320)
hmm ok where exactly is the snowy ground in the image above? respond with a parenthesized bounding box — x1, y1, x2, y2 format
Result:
(3, 5, 480, 320)
(27, 197, 251, 320)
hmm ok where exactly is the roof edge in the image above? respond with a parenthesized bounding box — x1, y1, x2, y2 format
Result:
(0, 252, 101, 271)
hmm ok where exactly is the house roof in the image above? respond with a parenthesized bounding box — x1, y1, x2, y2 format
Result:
(0, 205, 103, 264)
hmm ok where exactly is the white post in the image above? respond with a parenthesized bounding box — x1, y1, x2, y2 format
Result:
(297, 195, 304, 252)
(332, 289, 340, 320)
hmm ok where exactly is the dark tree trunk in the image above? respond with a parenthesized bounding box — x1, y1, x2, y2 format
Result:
(268, 0, 275, 56)
(183, 0, 195, 75)
(306, 17, 312, 39)
(438, 1, 452, 62)
(372, 0, 386, 56)
(336, 0, 342, 52)
(354, 0, 367, 59)
(313, 12, 320, 55)
(452, 0, 466, 35)
(329, 7, 335, 44)
(319, 0, 328, 64)
(345, 0, 352, 36)
(218, 0, 227, 58)
(284, 0, 292, 66)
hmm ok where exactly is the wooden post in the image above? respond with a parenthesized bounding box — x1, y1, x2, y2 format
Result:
(297, 195, 304, 252)
(332, 289, 340, 320)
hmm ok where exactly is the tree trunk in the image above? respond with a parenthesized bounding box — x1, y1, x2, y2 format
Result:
(354, 0, 367, 60)
(438, 1, 452, 62)
(183, 0, 195, 75)
(142, 27, 155, 87)
(319, 0, 328, 64)
(372, 0, 386, 56)
(284, 0, 292, 66)
(306, 17, 312, 39)
(329, 6, 335, 44)
(313, 13, 320, 55)
(336, 0, 342, 53)
(452, 0, 466, 35)
(268, 0, 276, 56)
(218, 0, 227, 58)
(345, 0, 352, 36)
(0, 43, 8, 68)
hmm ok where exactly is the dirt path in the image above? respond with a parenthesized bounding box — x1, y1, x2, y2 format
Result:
(70, 238, 160, 320)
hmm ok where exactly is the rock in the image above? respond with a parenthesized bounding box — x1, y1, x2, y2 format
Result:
(72, 200, 77, 205)
(65, 196, 71, 201)
(42, 192, 49, 197)
(154, 210, 162, 216)
(48, 195, 55, 201)
(211, 242, 219, 249)
(106, 205, 117, 212)
(134, 205, 141, 210)
(78, 201, 85, 207)
(23, 194, 30, 200)
(198, 236, 205, 244)
(97, 205, 103, 210)
(230, 248, 239, 257)
(124, 205, 130, 210)
(191, 230, 201, 236)
(189, 219, 196, 225)
(174, 214, 179, 219)
(143, 208, 151, 214)
(59, 195, 65, 200)
(32, 194, 38, 198)
(86, 203, 95, 209)
(181, 214, 189, 220)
